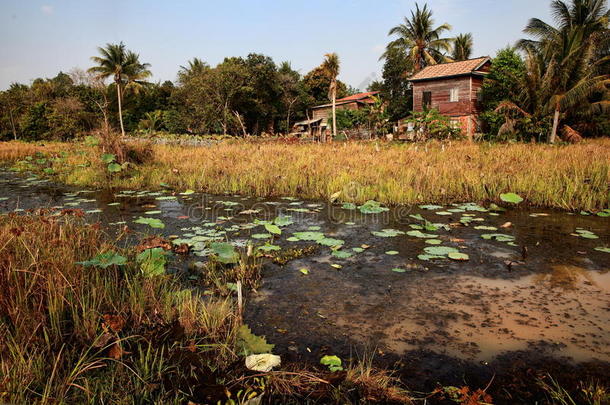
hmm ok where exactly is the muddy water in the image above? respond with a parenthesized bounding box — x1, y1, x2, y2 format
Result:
(1, 170, 609, 388)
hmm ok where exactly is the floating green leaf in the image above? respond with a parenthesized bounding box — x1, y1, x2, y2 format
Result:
(385, 250, 399, 255)
(317, 238, 345, 247)
(424, 246, 459, 256)
(299, 268, 309, 275)
(594, 247, 610, 253)
(342, 202, 357, 210)
(500, 193, 523, 204)
(407, 230, 437, 239)
(358, 200, 389, 214)
(292, 231, 325, 241)
(320, 355, 343, 372)
(372, 228, 405, 238)
(392, 268, 407, 273)
(134, 217, 165, 229)
(77, 251, 127, 268)
(448, 252, 470, 261)
(331, 250, 353, 259)
(273, 215, 294, 226)
(210, 242, 239, 264)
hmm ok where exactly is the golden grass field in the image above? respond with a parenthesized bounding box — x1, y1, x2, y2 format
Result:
(1, 138, 609, 210)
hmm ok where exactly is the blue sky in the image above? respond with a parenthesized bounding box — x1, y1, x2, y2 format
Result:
(0, 1, 552, 90)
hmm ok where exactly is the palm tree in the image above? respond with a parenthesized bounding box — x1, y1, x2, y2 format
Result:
(517, 0, 610, 143)
(384, 2, 453, 72)
(452, 33, 474, 61)
(320, 53, 340, 142)
(89, 42, 151, 136)
(178, 57, 209, 83)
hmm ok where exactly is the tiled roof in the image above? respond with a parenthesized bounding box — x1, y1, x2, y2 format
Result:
(409, 57, 490, 81)
(336, 91, 379, 102)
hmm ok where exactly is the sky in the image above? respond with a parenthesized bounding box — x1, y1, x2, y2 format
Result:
(0, 0, 553, 90)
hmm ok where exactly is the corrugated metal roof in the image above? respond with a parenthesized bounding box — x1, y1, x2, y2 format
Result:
(409, 57, 490, 81)
(336, 91, 379, 102)
(311, 91, 379, 110)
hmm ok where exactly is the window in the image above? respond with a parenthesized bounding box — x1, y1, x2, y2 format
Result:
(422, 91, 432, 109)
(450, 88, 459, 102)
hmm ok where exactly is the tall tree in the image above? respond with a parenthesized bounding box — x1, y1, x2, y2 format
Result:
(517, 0, 610, 143)
(385, 2, 453, 72)
(452, 33, 474, 61)
(178, 58, 209, 84)
(320, 53, 340, 141)
(88, 42, 151, 136)
(376, 46, 413, 122)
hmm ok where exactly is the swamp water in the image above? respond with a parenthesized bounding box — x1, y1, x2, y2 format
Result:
(1, 170, 608, 395)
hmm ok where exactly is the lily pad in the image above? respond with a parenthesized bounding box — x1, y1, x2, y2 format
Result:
(299, 268, 309, 275)
(134, 217, 165, 229)
(331, 250, 353, 259)
(358, 200, 389, 214)
(407, 230, 437, 239)
(77, 251, 127, 268)
(424, 246, 459, 255)
(425, 239, 442, 245)
(392, 268, 407, 273)
(448, 252, 470, 261)
(210, 242, 239, 264)
(317, 238, 345, 247)
(320, 355, 343, 372)
(500, 193, 524, 204)
(292, 231, 325, 241)
(385, 250, 399, 255)
(594, 247, 610, 253)
(372, 229, 405, 238)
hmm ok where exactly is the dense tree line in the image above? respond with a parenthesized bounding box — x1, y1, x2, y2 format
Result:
(0, 50, 355, 140)
(0, 0, 607, 141)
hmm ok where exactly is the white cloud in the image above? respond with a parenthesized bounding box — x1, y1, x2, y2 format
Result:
(41, 5, 54, 15)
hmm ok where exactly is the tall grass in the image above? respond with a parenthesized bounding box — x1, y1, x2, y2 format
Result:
(1, 139, 609, 210)
(0, 212, 239, 403)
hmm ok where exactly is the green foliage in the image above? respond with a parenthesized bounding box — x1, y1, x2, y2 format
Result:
(375, 46, 412, 122)
(335, 108, 367, 130)
(210, 242, 239, 264)
(236, 325, 275, 355)
(77, 251, 127, 268)
(136, 248, 166, 277)
(500, 192, 524, 204)
(403, 109, 462, 140)
(320, 355, 343, 372)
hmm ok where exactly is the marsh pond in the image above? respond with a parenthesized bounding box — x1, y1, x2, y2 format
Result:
(1, 169, 609, 399)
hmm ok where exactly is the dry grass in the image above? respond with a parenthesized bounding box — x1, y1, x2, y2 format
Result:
(1, 138, 609, 210)
(0, 212, 239, 404)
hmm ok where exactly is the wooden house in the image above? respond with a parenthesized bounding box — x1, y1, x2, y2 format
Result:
(309, 91, 379, 127)
(409, 57, 491, 137)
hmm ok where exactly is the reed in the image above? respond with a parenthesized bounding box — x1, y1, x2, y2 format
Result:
(1, 138, 609, 211)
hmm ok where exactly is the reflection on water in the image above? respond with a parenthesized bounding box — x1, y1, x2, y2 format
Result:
(534, 264, 598, 290)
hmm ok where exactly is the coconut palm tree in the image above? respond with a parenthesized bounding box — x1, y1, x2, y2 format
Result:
(452, 33, 474, 61)
(89, 42, 151, 137)
(178, 57, 209, 83)
(384, 2, 453, 72)
(517, 0, 610, 143)
(320, 53, 340, 142)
